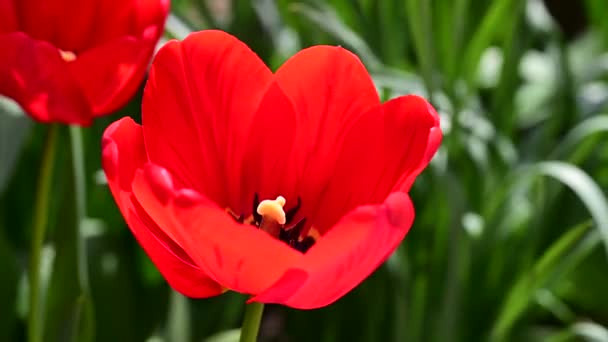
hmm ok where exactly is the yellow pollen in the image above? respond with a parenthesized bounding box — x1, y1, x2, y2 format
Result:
(307, 226, 321, 241)
(59, 49, 77, 62)
(257, 196, 286, 225)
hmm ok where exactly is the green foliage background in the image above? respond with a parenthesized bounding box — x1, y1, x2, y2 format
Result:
(1, 0, 608, 341)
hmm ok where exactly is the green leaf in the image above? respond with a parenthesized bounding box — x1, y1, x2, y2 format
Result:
(490, 161, 608, 340)
(43, 133, 93, 342)
(448, 0, 471, 81)
(570, 321, 608, 342)
(585, 0, 608, 45)
(167, 291, 190, 342)
(165, 13, 195, 40)
(205, 329, 241, 342)
(491, 221, 595, 341)
(289, 2, 383, 69)
(371, 67, 426, 97)
(252, 0, 301, 64)
(551, 115, 608, 163)
(0, 230, 18, 341)
(534, 161, 608, 258)
(0, 97, 32, 193)
(462, 0, 523, 86)
(405, 0, 435, 97)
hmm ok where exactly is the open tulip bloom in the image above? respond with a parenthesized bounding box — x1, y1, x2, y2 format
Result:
(102, 30, 442, 309)
(0, 0, 169, 125)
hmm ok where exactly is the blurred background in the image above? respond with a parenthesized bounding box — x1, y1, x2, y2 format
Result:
(2, 0, 608, 341)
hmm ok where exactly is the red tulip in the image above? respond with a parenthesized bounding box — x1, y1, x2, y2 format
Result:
(0, 0, 169, 125)
(102, 30, 442, 309)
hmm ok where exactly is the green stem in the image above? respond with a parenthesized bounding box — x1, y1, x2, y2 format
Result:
(69, 126, 91, 296)
(69, 126, 94, 341)
(239, 302, 265, 342)
(28, 124, 60, 342)
(167, 290, 190, 342)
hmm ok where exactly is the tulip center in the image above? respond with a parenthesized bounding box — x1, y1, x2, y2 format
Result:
(59, 49, 77, 62)
(226, 194, 317, 253)
(256, 196, 287, 237)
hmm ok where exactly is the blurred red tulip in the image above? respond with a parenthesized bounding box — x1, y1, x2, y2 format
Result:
(102, 30, 442, 309)
(0, 0, 169, 125)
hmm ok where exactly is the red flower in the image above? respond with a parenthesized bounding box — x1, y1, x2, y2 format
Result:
(102, 30, 442, 309)
(0, 0, 169, 125)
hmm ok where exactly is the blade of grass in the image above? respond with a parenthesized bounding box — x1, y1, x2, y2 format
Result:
(550, 115, 608, 163)
(375, 0, 406, 66)
(205, 329, 241, 342)
(449, 0, 471, 81)
(435, 1, 454, 78)
(0, 229, 18, 341)
(371, 67, 426, 97)
(585, 0, 608, 45)
(491, 160, 608, 340)
(43, 126, 92, 342)
(434, 171, 470, 342)
(28, 124, 59, 342)
(490, 220, 594, 341)
(165, 13, 196, 40)
(570, 321, 608, 341)
(290, 2, 383, 69)
(167, 291, 190, 342)
(535, 161, 608, 258)
(0, 97, 32, 193)
(405, 0, 435, 100)
(462, 0, 522, 87)
(491, 0, 527, 135)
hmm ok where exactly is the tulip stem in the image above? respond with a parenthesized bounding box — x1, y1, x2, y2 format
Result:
(28, 124, 60, 342)
(69, 125, 95, 341)
(69, 126, 91, 296)
(239, 302, 265, 342)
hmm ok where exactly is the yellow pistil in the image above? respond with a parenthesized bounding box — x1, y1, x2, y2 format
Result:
(256, 196, 286, 237)
(307, 226, 321, 241)
(59, 49, 77, 62)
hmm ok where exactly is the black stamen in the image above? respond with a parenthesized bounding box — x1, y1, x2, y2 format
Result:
(293, 237, 316, 253)
(285, 197, 302, 224)
(284, 218, 307, 243)
(252, 193, 261, 226)
(227, 209, 245, 224)
(279, 227, 290, 242)
(229, 194, 317, 253)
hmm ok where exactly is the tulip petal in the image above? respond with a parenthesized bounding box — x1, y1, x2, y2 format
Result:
(130, 163, 305, 295)
(311, 95, 441, 231)
(102, 117, 222, 298)
(131, 0, 171, 39)
(14, 0, 167, 53)
(14, 0, 65, 47)
(142, 30, 273, 210)
(239, 82, 299, 212)
(253, 192, 414, 308)
(101, 118, 148, 191)
(69, 36, 154, 115)
(66, 0, 168, 115)
(0, 32, 90, 125)
(88, 0, 168, 46)
(395, 128, 442, 192)
(15, 0, 96, 52)
(274, 45, 380, 219)
(0, 0, 18, 32)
